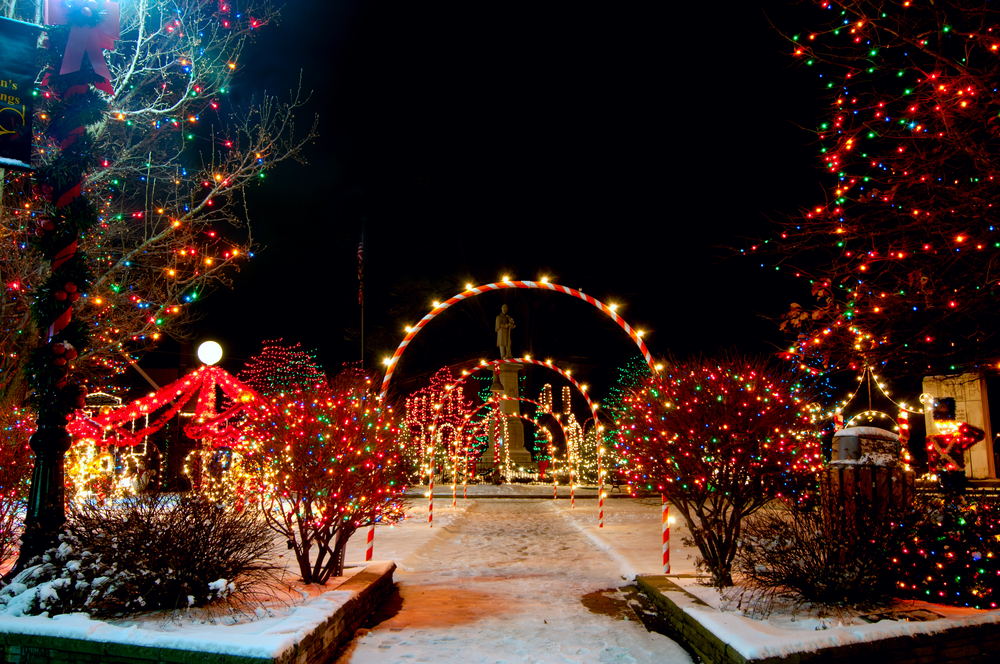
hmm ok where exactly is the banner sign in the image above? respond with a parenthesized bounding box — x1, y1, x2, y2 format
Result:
(0, 17, 39, 171)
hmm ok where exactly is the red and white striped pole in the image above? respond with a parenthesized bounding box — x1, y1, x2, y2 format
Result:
(428, 446, 434, 528)
(365, 525, 375, 561)
(569, 444, 575, 508)
(551, 438, 558, 499)
(452, 447, 458, 508)
(662, 494, 670, 574)
(598, 441, 604, 528)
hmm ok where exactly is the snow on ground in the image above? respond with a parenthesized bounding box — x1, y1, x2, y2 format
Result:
(349, 489, 1000, 664)
(337, 492, 694, 664)
(17, 485, 993, 663)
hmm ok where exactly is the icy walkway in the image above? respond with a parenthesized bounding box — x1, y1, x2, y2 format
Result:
(336, 498, 693, 663)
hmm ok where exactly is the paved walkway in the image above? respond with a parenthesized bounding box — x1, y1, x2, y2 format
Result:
(336, 499, 692, 663)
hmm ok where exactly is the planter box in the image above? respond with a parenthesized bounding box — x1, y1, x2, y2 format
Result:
(0, 562, 396, 664)
(637, 575, 1000, 664)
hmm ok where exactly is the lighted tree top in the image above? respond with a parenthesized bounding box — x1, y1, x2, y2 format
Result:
(237, 339, 327, 397)
(615, 354, 822, 586)
(761, 0, 1000, 377)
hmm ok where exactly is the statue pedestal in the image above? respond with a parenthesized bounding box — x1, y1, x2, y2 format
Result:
(485, 364, 535, 469)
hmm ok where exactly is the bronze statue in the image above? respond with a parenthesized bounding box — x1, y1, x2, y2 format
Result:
(495, 304, 515, 359)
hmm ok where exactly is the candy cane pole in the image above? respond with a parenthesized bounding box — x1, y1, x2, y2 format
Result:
(365, 525, 375, 561)
(570, 473, 575, 507)
(452, 446, 458, 508)
(552, 455, 558, 500)
(662, 494, 670, 574)
(566, 439, 576, 509)
(492, 409, 501, 469)
(598, 440, 604, 529)
(428, 436, 434, 528)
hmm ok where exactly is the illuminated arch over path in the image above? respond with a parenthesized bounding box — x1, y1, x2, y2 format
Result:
(380, 281, 654, 398)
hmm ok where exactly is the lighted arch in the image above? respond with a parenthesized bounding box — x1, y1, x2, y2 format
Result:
(492, 358, 600, 426)
(380, 280, 654, 398)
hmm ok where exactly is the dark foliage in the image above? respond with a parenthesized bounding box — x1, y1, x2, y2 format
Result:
(735, 496, 911, 616)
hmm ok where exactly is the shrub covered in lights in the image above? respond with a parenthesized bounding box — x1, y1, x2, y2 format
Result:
(615, 354, 823, 587)
(243, 368, 409, 584)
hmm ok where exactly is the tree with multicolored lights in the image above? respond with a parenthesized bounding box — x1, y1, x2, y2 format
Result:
(615, 355, 823, 586)
(243, 368, 408, 584)
(763, 0, 1000, 377)
(0, 0, 316, 415)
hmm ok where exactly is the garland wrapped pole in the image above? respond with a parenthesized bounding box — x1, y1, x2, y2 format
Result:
(14, 0, 118, 572)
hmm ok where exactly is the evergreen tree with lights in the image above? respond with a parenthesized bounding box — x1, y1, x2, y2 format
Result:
(615, 354, 822, 586)
(765, 0, 1000, 377)
(237, 339, 327, 397)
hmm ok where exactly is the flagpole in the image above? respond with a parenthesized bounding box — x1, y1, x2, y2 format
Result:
(358, 225, 365, 365)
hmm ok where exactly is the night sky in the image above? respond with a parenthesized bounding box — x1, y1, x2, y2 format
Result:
(177, 1, 824, 401)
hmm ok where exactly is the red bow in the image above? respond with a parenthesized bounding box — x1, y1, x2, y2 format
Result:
(44, 0, 120, 94)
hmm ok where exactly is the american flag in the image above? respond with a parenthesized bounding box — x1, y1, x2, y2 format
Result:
(357, 233, 364, 306)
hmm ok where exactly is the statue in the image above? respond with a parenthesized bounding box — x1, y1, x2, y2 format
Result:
(495, 304, 515, 359)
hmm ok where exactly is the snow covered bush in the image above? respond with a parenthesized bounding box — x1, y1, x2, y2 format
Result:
(0, 494, 275, 617)
(242, 367, 409, 584)
(734, 497, 911, 616)
(615, 354, 823, 587)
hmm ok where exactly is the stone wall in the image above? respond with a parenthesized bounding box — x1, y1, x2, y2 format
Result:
(637, 575, 1000, 664)
(0, 562, 396, 664)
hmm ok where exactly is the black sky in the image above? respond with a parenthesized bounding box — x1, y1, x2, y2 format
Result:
(182, 1, 823, 401)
